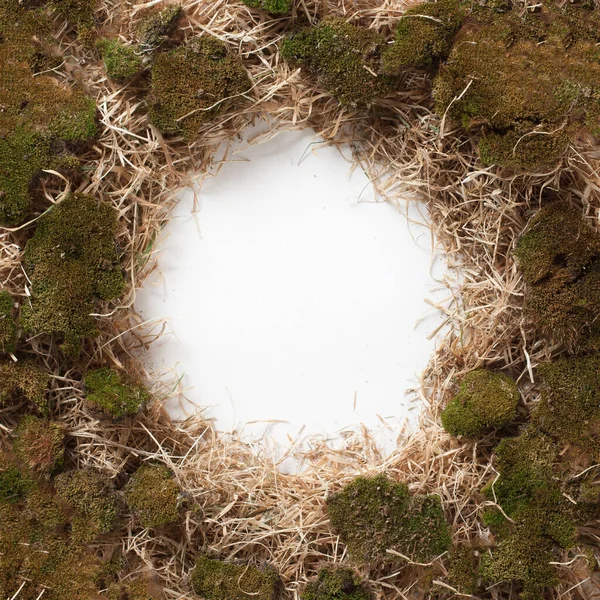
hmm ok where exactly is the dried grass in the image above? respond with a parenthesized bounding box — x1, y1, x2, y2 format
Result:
(2, 0, 600, 598)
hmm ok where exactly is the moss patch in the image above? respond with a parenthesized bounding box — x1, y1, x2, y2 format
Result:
(280, 18, 393, 109)
(302, 567, 370, 600)
(54, 468, 119, 541)
(148, 36, 251, 138)
(124, 463, 179, 528)
(444, 546, 479, 595)
(0, 361, 49, 413)
(0, 454, 32, 503)
(0, 292, 17, 354)
(137, 5, 182, 51)
(190, 555, 280, 600)
(13, 416, 64, 477)
(515, 201, 600, 351)
(107, 579, 159, 600)
(48, 0, 98, 36)
(441, 369, 519, 437)
(85, 367, 149, 419)
(97, 38, 143, 81)
(381, 0, 462, 74)
(22, 193, 125, 356)
(433, 4, 600, 169)
(326, 474, 451, 564)
(242, 0, 291, 14)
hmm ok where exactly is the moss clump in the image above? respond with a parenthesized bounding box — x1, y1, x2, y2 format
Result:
(22, 194, 125, 356)
(54, 468, 119, 541)
(0, 454, 32, 503)
(302, 567, 370, 600)
(190, 555, 280, 600)
(0, 292, 17, 354)
(84, 367, 149, 419)
(124, 463, 179, 527)
(440, 369, 519, 437)
(326, 474, 451, 564)
(48, 0, 98, 35)
(13, 416, 64, 477)
(381, 0, 463, 74)
(481, 430, 576, 600)
(0, 361, 49, 412)
(137, 5, 182, 51)
(106, 579, 159, 600)
(242, 0, 291, 14)
(148, 36, 250, 138)
(515, 201, 600, 351)
(532, 354, 600, 453)
(97, 38, 143, 82)
(445, 546, 479, 595)
(281, 19, 392, 109)
(433, 5, 600, 169)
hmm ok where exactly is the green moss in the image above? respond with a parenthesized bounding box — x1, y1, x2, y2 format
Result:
(381, 0, 462, 74)
(13, 416, 64, 477)
(0, 361, 49, 413)
(281, 19, 394, 109)
(433, 5, 600, 169)
(48, 0, 98, 35)
(137, 5, 182, 51)
(190, 555, 280, 600)
(440, 369, 519, 437)
(302, 567, 370, 600)
(54, 468, 119, 541)
(124, 463, 179, 527)
(22, 194, 125, 356)
(0, 455, 32, 503)
(242, 0, 292, 14)
(326, 474, 451, 564)
(0, 292, 17, 354)
(532, 354, 600, 452)
(148, 36, 251, 138)
(84, 367, 149, 419)
(106, 579, 159, 600)
(97, 38, 143, 82)
(445, 546, 479, 595)
(515, 202, 600, 351)
(0, 16, 97, 225)
(23, 488, 68, 533)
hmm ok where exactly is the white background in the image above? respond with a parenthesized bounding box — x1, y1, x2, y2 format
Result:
(136, 127, 449, 457)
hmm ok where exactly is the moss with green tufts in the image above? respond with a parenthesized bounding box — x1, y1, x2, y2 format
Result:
(0, 454, 32, 503)
(440, 369, 519, 437)
(97, 38, 143, 81)
(85, 367, 149, 419)
(54, 468, 119, 541)
(22, 193, 125, 356)
(515, 201, 600, 351)
(48, 0, 98, 36)
(137, 5, 182, 51)
(302, 567, 370, 600)
(13, 416, 64, 477)
(148, 36, 250, 138)
(433, 4, 600, 169)
(190, 555, 280, 600)
(444, 546, 479, 595)
(242, 0, 291, 14)
(281, 19, 392, 109)
(326, 474, 451, 564)
(0, 292, 17, 354)
(0, 361, 49, 413)
(381, 0, 463, 74)
(124, 463, 180, 527)
(106, 579, 159, 600)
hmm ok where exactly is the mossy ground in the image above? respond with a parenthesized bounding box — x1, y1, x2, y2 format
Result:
(242, 0, 292, 14)
(381, 0, 462, 74)
(0, 292, 17, 354)
(326, 474, 451, 564)
(48, 0, 98, 37)
(434, 2, 600, 169)
(190, 555, 280, 600)
(148, 36, 251, 138)
(440, 369, 519, 437)
(13, 416, 64, 477)
(22, 193, 125, 355)
(515, 201, 600, 351)
(85, 367, 149, 419)
(137, 5, 182, 51)
(124, 463, 180, 527)
(281, 19, 393, 109)
(54, 468, 119, 541)
(106, 579, 159, 600)
(0, 361, 49, 413)
(444, 546, 479, 595)
(97, 38, 143, 81)
(0, 2, 97, 224)
(302, 567, 370, 600)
